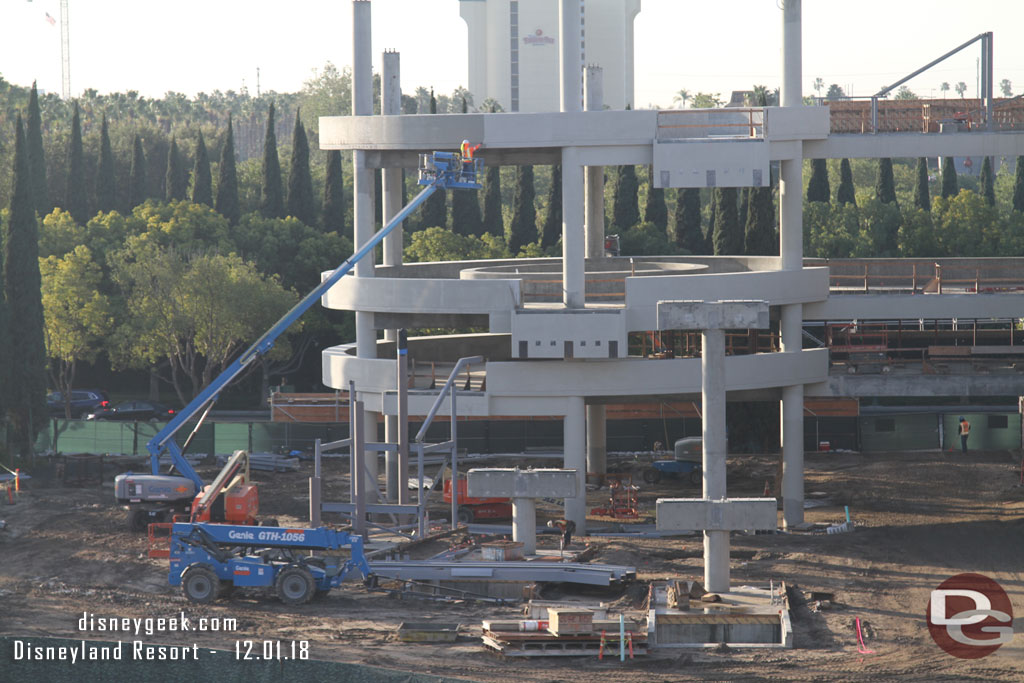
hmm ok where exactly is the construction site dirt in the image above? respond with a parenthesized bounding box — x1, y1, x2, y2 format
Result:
(2, 450, 1023, 681)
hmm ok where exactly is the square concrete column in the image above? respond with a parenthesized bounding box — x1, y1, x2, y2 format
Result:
(468, 468, 577, 556)
(563, 397, 587, 533)
(586, 404, 607, 484)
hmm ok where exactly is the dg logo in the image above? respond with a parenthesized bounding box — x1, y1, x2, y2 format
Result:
(927, 573, 1014, 659)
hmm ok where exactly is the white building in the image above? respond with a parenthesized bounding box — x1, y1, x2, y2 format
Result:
(459, 0, 641, 111)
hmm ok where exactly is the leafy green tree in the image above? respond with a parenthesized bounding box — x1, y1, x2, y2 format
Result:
(895, 86, 918, 100)
(4, 116, 48, 457)
(260, 102, 285, 218)
(826, 84, 846, 100)
(40, 246, 113, 417)
(979, 156, 995, 206)
(26, 81, 49, 215)
(712, 188, 742, 255)
(405, 226, 509, 262)
(612, 165, 640, 231)
(941, 156, 958, 199)
(673, 188, 704, 253)
(215, 115, 240, 225)
(807, 159, 830, 203)
(95, 114, 117, 212)
(861, 198, 901, 256)
(230, 214, 352, 292)
(643, 166, 668, 231)
(482, 162, 503, 236)
(931, 191, 999, 257)
(1014, 157, 1024, 212)
(745, 186, 776, 255)
(539, 164, 561, 249)
(64, 104, 89, 224)
(913, 157, 931, 211)
(164, 136, 187, 202)
(619, 222, 679, 256)
(191, 130, 213, 207)
(898, 207, 937, 257)
(875, 158, 897, 205)
(507, 165, 537, 254)
(691, 92, 722, 108)
(804, 202, 859, 258)
(322, 149, 345, 234)
(110, 244, 299, 403)
(286, 112, 315, 225)
(128, 134, 148, 210)
(836, 158, 856, 206)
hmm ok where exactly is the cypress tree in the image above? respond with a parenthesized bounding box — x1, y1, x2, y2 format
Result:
(26, 81, 49, 215)
(215, 115, 240, 224)
(451, 186, 483, 236)
(1014, 156, 1024, 212)
(807, 159, 830, 203)
(875, 158, 897, 205)
(419, 91, 447, 229)
(287, 113, 316, 225)
(745, 186, 776, 255)
(705, 191, 716, 253)
(941, 156, 958, 199)
(712, 187, 743, 255)
(260, 102, 284, 218)
(65, 103, 89, 224)
(164, 136, 187, 202)
(643, 166, 668, 230)
(482, 163, 503, 236)
(612, 165, 640, 231)
(673, 188, 704, 253)
(4, 116, 47, 457)
(128, 134, 147, 210)
(913, 157, 931, 211)
(191, 130, 212, 206)
(979, 156, 995, 206)
(322, 149, 345, 234)
(94, 114, 117, 212)
(507, 165, 537, 253)
(539, 164, 562, 249)
(837, 158, 856, 206)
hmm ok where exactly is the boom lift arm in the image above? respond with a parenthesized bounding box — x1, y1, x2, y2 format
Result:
(145, 152, 483, 485)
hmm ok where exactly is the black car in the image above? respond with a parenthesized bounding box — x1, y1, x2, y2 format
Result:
(86, 400, 177, 422)
(47, 389, 111, 418)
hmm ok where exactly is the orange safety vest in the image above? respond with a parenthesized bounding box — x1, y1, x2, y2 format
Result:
(959, 420, 970, 435)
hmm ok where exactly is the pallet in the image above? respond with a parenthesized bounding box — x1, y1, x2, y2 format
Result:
(483, 631, 647, 658)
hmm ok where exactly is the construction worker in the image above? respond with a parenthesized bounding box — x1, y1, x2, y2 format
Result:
(460, 139, 481, 159)
(547, 518, 576, 556)
(958, 416, 970, 454)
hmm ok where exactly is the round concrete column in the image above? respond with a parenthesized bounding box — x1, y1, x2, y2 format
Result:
(562, 146, 585, 308)
(702, 328, 728, 593)
(381, 50, 403, 271)
(586, 404, 607, 485)
(559, 0, 583, 113)
(512, 497, 536, 555)
(564, 396, 587, 534)
(584, 66, 605, 260)
(781, 305, 804, 528)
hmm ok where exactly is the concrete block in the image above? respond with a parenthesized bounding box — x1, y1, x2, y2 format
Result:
(511, 309, 626, 359)
(467, 468, 578, 499)
(657, 300, 769, 331)
(656, 498, 778, 532)
(653, 139, 770, 189)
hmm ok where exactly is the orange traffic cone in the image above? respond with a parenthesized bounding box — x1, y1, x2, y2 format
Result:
(763, 479, 772, 496)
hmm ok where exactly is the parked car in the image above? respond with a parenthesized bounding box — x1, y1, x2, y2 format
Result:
(47, 389, 111, 418)
(85, 400, 177, 422)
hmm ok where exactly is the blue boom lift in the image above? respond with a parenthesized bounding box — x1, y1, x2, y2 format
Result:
(114, 152, 483, 530)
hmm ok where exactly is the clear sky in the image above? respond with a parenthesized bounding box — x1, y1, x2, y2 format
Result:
(1, 1, 1022, 106)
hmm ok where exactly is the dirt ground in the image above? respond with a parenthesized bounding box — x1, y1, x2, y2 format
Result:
(3, 449, 1024, 682)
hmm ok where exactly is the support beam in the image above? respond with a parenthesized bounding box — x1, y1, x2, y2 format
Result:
(586, 404, 606, 484)
(562, 146, 585, 307)
(584, 66, 605, 260)
(558, 0, 583, 114)
(563, 397, 586, 533)
(702, 327, 729, 592)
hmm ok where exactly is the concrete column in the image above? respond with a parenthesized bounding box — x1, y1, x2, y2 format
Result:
(780, 0, 801, 110)
(562, 146, 585, 307)
(381, 50, 403, 270)
(781, 306, 804, 528)
(586, 404, 606, 484)
(512, 497, 537, 555)
(558, 0, 583, 114)
(352, 0, 378, 489)
(779, 0, 805, 530)
(701, 328, 728, 593)
(564, 396, 586, 534)
(584, 66, 605, 260)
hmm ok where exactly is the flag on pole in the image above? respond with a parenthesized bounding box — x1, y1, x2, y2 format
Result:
(45, 12, 57, 26)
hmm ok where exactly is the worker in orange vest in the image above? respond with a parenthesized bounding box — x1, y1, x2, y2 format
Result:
(460, 139, 481, 159)
(958, 416, 970, 453)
